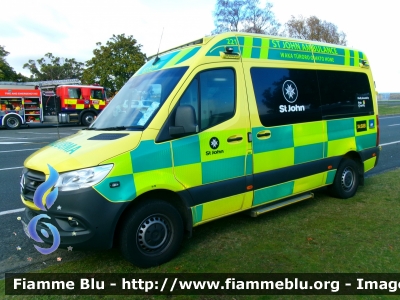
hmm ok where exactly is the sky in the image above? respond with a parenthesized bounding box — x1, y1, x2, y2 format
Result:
(1, 0, 398, 92)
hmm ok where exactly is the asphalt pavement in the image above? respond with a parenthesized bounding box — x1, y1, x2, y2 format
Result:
(0, 115, 399, 277)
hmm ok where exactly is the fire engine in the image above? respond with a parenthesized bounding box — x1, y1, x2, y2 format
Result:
(0, 79, 108, 129)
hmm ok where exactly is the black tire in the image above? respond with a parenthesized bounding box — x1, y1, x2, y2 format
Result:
(330, 158, 360, 199)
(4, 115, 21, 129)
(119, 200, 184, 268)
(81, 112, 95, 126)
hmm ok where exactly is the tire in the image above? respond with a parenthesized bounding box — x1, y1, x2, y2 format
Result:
(330, 158, 360, 199)
(119, 200, 184, 268)
(81, 112, 95, 126)
(4, 115, 21, 129)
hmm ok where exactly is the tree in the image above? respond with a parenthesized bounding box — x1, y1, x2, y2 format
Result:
(284, 15, 347, 45)
(213, 0, 246, 33)
(242, 0, 280, 35)
(212, 0, 280, 35)
(23, 53, 84, 81)
(82, 34, 146, 93)
(0, 45, 26, 81)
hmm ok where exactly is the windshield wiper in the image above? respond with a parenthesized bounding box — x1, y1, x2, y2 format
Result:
(94, 126, 143, 131)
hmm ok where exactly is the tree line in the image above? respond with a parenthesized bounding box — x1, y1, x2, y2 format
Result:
(1, 0, 346, 94)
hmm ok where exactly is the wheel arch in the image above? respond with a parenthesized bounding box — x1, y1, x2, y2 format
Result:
(79, 109, 98, 124)
(114, 189, 193, 246)
(78, 108, 98, 118)
(2, 113, 24, 129)
(342, 151, 364, 186)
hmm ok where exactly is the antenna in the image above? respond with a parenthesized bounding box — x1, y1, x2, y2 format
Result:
(153, 27, 164, 65)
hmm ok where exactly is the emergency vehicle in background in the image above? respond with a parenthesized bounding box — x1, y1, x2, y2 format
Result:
(0, 79, 108, 129)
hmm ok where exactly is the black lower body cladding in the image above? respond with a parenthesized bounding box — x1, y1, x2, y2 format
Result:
(22, 188, 129, 250)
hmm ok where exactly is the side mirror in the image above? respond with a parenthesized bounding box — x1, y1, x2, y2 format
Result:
(169, 105, 198, 136)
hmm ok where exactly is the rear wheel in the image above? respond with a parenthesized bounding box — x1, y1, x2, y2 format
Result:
(330, 158, 360, 199)
(4, 115, 21, 129)
(119, 200, 184, 268)
(81, 112, 95, 126)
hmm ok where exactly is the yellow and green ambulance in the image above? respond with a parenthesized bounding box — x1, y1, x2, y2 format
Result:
(21, 32, 380, 267)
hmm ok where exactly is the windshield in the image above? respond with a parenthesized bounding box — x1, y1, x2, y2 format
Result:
(89, 67, 188, 130)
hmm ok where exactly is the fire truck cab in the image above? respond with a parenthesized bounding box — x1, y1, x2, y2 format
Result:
(51, 84, 107, 126)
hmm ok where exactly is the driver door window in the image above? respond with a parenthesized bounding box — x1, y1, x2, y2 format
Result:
(177, 68, 235, 131)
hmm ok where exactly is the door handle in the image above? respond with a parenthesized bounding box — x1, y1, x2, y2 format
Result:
(227, 135, 243, 142)
(257, 130, 271, 139)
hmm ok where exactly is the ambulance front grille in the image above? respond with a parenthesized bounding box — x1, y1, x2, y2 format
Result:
(21, 169, 45, 202)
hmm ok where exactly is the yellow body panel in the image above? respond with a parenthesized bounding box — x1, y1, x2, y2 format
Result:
(24, 131, 142, 174)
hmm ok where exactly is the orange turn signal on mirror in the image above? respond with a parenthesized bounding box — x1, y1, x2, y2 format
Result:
(247, 185, 253, 190)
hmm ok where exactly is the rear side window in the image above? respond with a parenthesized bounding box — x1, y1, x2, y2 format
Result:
(68, 88, 81, 99)
(318, 71, 373, 118)
(251, 67, 321, 127)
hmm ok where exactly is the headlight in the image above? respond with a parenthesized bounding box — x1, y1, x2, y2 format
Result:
(55, 164, 113, 191)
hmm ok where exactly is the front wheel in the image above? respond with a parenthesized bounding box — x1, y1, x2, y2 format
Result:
(330, 158, 360, 199)
(81, 112, 95, 126)
(4, 115, 21, 129)
(119, 200, 184, 268)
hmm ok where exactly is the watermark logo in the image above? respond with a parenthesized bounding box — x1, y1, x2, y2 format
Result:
(26, 164, 61, 254)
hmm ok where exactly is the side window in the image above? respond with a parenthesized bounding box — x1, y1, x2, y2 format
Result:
(178, 79, 199, 121)
(91, 89, 104, 100)
(68, 88, 81, 99)
(251, 67, 321, 127)
(199, 69, 235, 130)
(318, 71, 373, 118)
(176, 68, 235, 131)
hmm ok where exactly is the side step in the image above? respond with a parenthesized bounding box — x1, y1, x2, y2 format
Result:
(247, 192, 314, 217)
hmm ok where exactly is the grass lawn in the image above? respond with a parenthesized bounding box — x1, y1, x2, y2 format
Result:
(1, 168, 400, 299)
(378, 101, 400, 115)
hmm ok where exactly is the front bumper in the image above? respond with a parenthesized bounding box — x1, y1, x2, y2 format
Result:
(22, 187, 130, 250)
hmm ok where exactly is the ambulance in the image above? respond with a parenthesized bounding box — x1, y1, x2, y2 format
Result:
(20, 32, 380, 267)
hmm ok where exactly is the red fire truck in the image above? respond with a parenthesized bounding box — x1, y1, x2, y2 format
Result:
(0, 79, 108, 129)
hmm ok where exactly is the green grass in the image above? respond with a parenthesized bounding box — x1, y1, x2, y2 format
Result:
(378, 101, 400, 115)
(2, 169, 400, 299)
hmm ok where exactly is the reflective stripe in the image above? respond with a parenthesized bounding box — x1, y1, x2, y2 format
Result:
(65, 99, 77, 104)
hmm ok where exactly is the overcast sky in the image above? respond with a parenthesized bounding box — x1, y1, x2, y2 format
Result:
(1, 0, 398, 92)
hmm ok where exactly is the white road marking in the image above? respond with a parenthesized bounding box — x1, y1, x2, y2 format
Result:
(0, 208, 25, 216)
(380, 140, 400, 146)
(388, 124, 400, 127)
(17, 132, 70, 135)
(380, 116, 400, 120)
(0, 136, 54, 140)
(0, 148, 40, 153)
(0, 166, 24, 171)
(0, 142, 32, 144)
